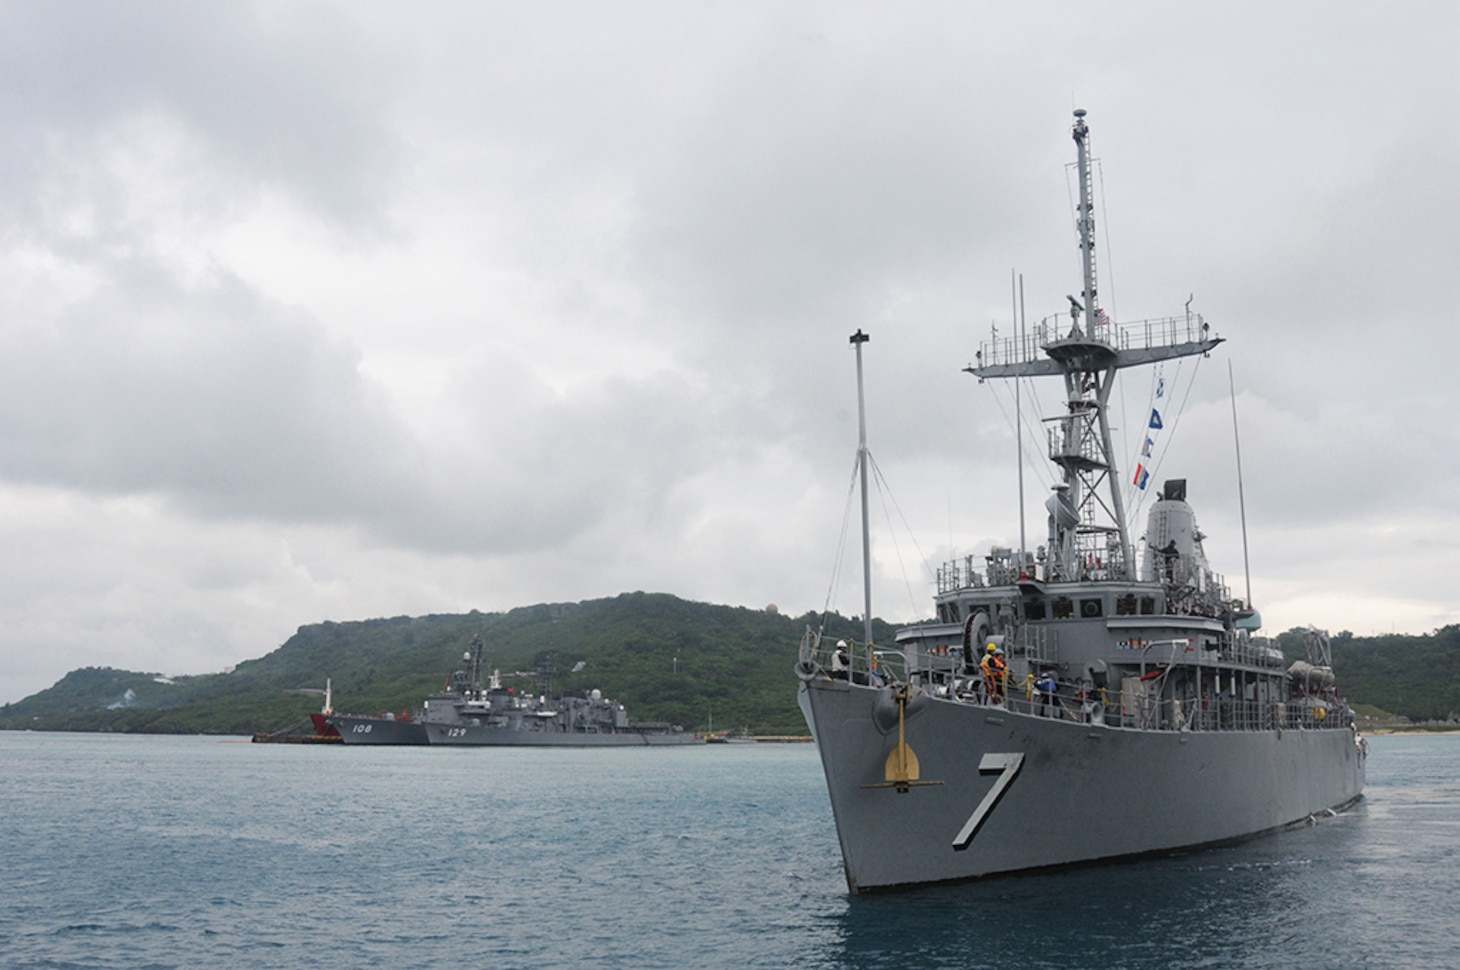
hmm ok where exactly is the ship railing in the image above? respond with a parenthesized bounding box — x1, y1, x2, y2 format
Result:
(798, 628, 904, 687)
(1283, 696, 1354, 730)
(977, 324, 1049, 368)
(985, 677, 1352, 733)
(1070, 535, 1123, 581)
(977, 313, 1211, 368)
(1106, 692, 1353, 732)
(937, 555, 988, 593)
(1153, 558, 1228, 601)
(1217, 632, 1282, 668)
(991, 677, 1105, 722)
(1009, 624, 1054, 665)
(1047, 419, 1104, 467)
(980, 316, 1120, 365)
(1113, 313, 1211, 354)
(803, 630, 1353, 733)
(937, 549, 1047, 593)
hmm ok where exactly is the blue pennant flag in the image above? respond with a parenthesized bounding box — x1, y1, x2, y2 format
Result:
(1149, 408, 1163, 430)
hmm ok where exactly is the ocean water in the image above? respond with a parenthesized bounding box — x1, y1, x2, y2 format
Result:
(0, 732, 1455, 969)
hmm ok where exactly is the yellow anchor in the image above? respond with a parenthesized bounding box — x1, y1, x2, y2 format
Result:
(864, 684, 942, 793)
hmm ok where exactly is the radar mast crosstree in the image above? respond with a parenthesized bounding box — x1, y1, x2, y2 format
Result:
(967, 109, 1223, 583)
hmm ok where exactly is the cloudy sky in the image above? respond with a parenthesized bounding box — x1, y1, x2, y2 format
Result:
(2, 1, 1455, 703)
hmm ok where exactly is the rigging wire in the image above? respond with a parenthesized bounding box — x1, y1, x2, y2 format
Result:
(868, 452, 934, 623)
(1125, 353, 1208, 524)
(1093, 158, 1134, 467)
(1126, 359, 1172, 520)
(819, 444, 939, 633)
(1064, 162, 1079, 246)
(1228, 359, 1254, 609)
(1130, 361, 1168, 502)
(1018, 330, 1054, 455)
(985, 378, 1054, 494)
(818, 452, 863, 638)
(1113, 365, 1130, 481)
(1096, 159, 1118, 324)
(1019, 370, 1053, 484)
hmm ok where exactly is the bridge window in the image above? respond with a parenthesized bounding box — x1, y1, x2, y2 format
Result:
(1052, 596, 1075, 619)
(1116, 595, 1137, 616)
(1080, 598, 1104, 618)
(1024, 598, 1047, 621)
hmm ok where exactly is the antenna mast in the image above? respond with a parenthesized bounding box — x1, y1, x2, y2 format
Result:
(968, 109, 1223, 583)
(1073, 109, 1099, 336)
(1228, 360, 1253, 607)
(1015, 271, 1027, 564)
(850, 329, 874, 648)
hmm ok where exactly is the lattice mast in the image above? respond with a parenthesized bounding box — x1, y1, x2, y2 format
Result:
(967, 109, 1223, 583)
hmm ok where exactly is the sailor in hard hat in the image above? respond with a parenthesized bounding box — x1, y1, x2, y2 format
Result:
(832, 640, 850, 679)
(1036, 670, 1059, 716)
(980, 643, 1007, 704)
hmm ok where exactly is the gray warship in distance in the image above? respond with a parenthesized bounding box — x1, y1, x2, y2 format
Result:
(795, 109, 1366, 894)
(330, 635, 699, 747)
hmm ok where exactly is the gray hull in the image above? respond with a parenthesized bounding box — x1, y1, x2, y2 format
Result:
(327, 714, 428, 746)
(426, 722, 702, 746)
(798, 676, 1365, 893)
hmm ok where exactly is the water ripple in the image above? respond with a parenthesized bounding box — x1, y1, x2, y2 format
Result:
(0, 733, 1456, 968)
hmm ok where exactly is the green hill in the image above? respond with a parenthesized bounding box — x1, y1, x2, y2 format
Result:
(4, 595, 1457, 735)
(1321, 626, 1460, 723)
(0, 593, 895, 736)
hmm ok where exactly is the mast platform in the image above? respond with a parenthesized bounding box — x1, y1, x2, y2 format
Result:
(969, 313, 1221, 380)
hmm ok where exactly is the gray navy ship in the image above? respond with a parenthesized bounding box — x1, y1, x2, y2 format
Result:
(796, 109, 1366, 894)
(329, 635, 699, 747)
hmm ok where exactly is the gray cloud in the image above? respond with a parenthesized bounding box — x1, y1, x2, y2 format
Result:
(0, 1, 405, 237)
(2, 1, 1458, 702)
(0, 266, 422, 519)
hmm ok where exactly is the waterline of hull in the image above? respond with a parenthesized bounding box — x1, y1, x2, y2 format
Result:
(326, 715, 428, 745)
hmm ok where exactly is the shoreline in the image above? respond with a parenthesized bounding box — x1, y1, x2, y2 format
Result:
(1361, 726, 1460, 735)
